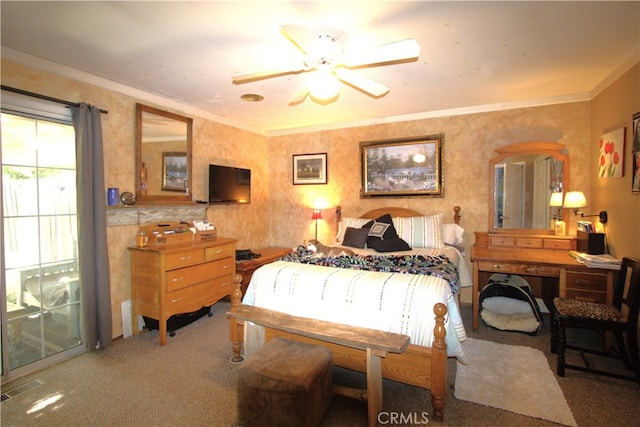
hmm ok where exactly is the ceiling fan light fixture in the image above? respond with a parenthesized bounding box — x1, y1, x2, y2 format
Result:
(307, 67, 340, 103)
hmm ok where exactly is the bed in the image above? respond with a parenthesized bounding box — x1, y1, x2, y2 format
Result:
(228, 206, 470, 421)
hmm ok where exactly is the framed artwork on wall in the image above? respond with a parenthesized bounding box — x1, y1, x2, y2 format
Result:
(598, 127, 626, 178)
(293, 153, 327, 185)
(633, 112, 640, 194)
(360, 134, 444, 198)
(162, 152, 188, 191)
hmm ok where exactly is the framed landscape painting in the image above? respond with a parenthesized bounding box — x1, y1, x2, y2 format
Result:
(360, 134, 444, 198)
(162, 152, 188, 191)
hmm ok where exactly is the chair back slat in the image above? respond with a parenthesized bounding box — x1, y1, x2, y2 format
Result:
(618, 257, 640, 327)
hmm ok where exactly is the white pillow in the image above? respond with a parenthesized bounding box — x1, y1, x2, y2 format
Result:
(392, 213, 444, 248)
(336, 217, 371, 244)
(442, 223, 465, 245)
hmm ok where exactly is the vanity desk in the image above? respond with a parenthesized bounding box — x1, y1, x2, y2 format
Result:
(471, 231, 615, 331)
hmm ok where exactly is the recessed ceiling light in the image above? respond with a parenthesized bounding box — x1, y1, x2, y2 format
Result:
(240, 93, 264, 102)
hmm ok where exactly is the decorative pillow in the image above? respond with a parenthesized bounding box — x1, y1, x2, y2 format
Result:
(368, 222, 390, 238)
(336, 217, 371, 243)
(362, 213, 399, 247)
(442, 223, 465, 245)
(342, 227, 369, 248)
(392, 213, 444, 248)
(369, 237, 412, 252)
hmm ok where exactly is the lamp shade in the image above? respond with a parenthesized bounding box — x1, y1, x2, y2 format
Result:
(549, 192, 564, 207)
(311, 209, 322, 220)
(563, 191, 587, 208)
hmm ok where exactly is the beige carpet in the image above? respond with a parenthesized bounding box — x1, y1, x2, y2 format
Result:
(454, 338, 577, 427)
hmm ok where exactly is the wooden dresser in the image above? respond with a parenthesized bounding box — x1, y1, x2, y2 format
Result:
(471, 231, 614, 332)
(129, 237, 237, 345)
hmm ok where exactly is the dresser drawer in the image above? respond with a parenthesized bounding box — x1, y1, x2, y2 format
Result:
(515, 238, 543, 249)
(166, 257, 235, 292)
(489, 236, 515, 247)
(204, 243, 235, 262)
(478, 261, 560, 277)
(543, 239, 572, 250)
(165, 249, 204, 270)
(165, 276, 235, 314)
(565, 289, 606, 304)
(566, 271, 607, 292)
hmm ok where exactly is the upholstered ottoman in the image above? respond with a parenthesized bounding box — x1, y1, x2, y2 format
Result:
(237, 337, 333, 427)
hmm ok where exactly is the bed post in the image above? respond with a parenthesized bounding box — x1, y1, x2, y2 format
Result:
(453, 206, 461, 225)
(229, 273, 244, 362)
(335, 205, 342, 242)
(431, 302, 447, 421)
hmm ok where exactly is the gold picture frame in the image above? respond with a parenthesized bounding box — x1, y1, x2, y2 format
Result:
(360, 134, 444, 198)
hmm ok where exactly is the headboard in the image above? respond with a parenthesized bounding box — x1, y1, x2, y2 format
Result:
(335, 205, 461, 224)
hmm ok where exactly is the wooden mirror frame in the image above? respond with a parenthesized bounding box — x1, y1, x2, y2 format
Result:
(488, 141, 569, 234)
(135, 103, 194, 205)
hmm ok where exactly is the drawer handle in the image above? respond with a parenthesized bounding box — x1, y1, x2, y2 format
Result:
(526, 266, 543, 273)
(171, 277, 184, 282)
(179, 256, 191, 261)
(492, 264, 505, 269)
(171, 297, 183, 303)
(575, 279, 592, 285)
(223, 265, 231, 269)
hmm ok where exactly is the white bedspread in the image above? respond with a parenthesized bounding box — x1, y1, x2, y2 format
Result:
(242, 248, 469, 363)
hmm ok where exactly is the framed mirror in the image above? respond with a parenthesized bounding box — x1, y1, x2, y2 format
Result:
(489, 142, 569, 234)
(135, 103, 193, 205)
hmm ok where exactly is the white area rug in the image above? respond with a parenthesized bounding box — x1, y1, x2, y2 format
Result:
(454, 338, 577, 427)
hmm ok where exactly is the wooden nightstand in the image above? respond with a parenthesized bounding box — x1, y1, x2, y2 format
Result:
(236, 247, 293, 296)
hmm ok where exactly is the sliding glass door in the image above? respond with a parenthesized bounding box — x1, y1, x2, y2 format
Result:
(1, 109, 83, 380)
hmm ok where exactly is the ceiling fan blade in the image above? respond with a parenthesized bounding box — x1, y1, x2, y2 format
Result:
(342, 39, 420, 68)
(280, 24, 314, 54)
(232, 64, 305, 83)
(288, 83, 309, 105)
(334, 68, 389, 97)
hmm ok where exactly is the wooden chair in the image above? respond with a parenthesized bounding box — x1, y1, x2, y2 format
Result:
(550, 257, 640, 385)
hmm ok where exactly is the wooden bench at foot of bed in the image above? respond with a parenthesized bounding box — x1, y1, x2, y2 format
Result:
(228, 274, 449, 422)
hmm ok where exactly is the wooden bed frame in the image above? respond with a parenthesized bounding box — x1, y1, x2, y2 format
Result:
(229, 206, 462, 421)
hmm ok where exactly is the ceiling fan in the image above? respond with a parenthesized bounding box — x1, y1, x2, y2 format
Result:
(232, 25, 420, 105)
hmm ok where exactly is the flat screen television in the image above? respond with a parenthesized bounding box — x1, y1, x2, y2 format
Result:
(208, 164, 251, 204)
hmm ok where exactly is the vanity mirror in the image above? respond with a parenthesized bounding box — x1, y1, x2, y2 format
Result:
(135, 103, 193, 205)
(489, 142, 569, 233)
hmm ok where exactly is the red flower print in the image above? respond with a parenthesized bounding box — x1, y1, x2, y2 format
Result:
(600, 155, 606, 166)
(605, 141, 615, 154)
(614, 151, 620, 165)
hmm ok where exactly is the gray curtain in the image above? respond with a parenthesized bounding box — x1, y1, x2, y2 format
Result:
(72, 103, 112, 350)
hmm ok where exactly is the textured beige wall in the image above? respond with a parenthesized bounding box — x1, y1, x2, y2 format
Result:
(590, 63, 640, 259)
(267, 104, 592, 259)
(7, 56, 632, 336)
(2, 59, 270, 338)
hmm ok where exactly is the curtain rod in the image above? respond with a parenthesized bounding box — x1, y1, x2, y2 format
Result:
(1, 85, 108, 114)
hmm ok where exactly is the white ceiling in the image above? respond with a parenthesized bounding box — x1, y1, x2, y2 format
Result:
(2, 1, 639, 136)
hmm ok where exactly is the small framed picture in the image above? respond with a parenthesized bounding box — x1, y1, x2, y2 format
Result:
(293, 153, 327, 185)
(162, 152, 188, 191)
